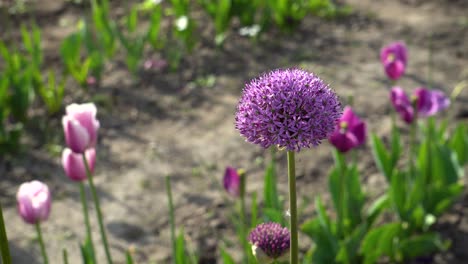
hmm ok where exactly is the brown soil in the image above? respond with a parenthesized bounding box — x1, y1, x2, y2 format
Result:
(0, 0, 467, 263)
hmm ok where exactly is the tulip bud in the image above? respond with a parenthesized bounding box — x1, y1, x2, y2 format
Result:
(17, 181, 51, 224)
(223, 167, 240, 197)
(62, 148, 96, 182)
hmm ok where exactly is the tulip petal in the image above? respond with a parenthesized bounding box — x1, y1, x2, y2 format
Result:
(63, 116, 90, 154)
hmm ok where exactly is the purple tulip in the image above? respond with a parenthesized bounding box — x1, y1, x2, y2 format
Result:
(381, 42, 408, 80)
(17, 181, 51, 224)
(223, 167, 240, 196)
(62, 103, 100, 154)
(329, 106, 367, 153)
(414, 87, 450, 117)
(390, 87, 450, 124)
(390, 87, 415, 124)
(62, 148, 96, 182)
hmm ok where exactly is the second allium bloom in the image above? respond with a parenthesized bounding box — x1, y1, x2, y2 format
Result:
(249, 222, 290, 263)
(235, 69, 342, 151)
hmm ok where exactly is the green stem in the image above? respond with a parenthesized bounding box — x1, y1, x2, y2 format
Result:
(62, 249, 69, 264)
(35, 223, 49, 264)
(165, 176, 177, 263)
(287, 151, 298, 264)
(79, 182, 96, 263)
(0, 202, 12, 264)
(82, 153, 113, 264)
(239, 172, 249, 263)
(338, 155, 347, 238)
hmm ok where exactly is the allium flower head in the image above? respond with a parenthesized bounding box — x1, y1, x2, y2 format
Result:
(235, 68, 342, 152)
(329, 106, 367, 153)
(249, 222, 290, 263)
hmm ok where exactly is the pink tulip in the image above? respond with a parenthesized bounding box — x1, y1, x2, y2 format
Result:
(329, 106, 367, 153)
(62, 103, 100, 153)
(223, 167, 240, 197)
(62, 148, 96, 181)
(17, 181, 51, 224)
(381, 42, 408, 80)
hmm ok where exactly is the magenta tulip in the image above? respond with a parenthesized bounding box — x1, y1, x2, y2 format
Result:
(414, 87, 450, 117)
(390, 87, 450, 124)
(17, 181, 51, 224)
(62, 148, 96, 182)
(223, 167, 240, 196)
(381, 42, 408, 80)
(329, 106, 367, 153)
(390, 87, 415, 124)
(62, 103, 100, 154)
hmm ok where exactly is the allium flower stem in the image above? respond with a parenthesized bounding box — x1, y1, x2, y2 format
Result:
(79, 182, 96, 263)
(83, 153, 113, 264)
(287, 151, 298, 264)
(35, 222, 49, 264)
(0, 202, 12, 264)
(239, 173, 249, 263)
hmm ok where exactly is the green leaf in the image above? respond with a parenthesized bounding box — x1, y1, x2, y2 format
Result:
(361, 223, 401, 264)
(126, 250, 134, 264)
(175, 231, 186, 264)
(220, 246, 236, 264)
(399, 233, 448, 259)
(370, 134, 392, 181)
(366, 194, 389, 226)
(450, 123, 468, 165)
(264, 159, 280, 210)
(127, 6, 139, 33)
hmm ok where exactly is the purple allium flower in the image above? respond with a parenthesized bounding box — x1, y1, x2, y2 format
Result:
(380, 42, 408, 80)
(249, 222, 290, 263)
(223, 166, 240, 196)
(235, 68, 342, 152)
(329, 106, 367, 153)
(390, 87, 450, 124)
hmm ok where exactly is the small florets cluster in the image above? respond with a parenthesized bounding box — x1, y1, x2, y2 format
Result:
(235, 68, 342, 151)
(248, 222, 290, 260)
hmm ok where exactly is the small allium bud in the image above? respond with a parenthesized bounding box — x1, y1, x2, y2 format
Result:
(248, 222, 290, 263)
(235, 68, 341, 152)
(17, 181, 51, 224)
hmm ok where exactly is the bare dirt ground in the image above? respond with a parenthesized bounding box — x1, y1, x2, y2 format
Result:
(0, 0, 467, 263)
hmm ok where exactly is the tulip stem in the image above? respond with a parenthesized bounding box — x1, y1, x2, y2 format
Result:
(165, 176, 177, 263)
(35, 223, 49, 264)
(287, 151, 298, 264)
(0, 202, 12, 264)
(79, 182, 96, 263)
(62, 248, 69, 264)
(83, 154, 113, 264)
